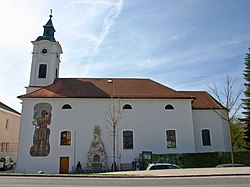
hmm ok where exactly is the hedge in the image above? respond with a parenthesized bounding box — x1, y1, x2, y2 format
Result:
(138, 151, 250, 169)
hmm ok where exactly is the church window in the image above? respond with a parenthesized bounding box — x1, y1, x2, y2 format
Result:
(123, 104, 132, 109)
(202, 129, 211, 146)
(38, 64, 47, 78)
(123, 130, 133, 149)
(165, 104, 174, 110)
(166, 130, 176, 148)
(60, 131, 71, 146)
(62, 104, 72, 109)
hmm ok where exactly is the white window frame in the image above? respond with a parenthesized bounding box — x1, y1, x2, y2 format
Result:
(201, 128, 212, 146)
(165, 129, 177, 149)
(164, 104, 174, 110)
(59, 130, 72, 146)
(122, 129, 134, 150)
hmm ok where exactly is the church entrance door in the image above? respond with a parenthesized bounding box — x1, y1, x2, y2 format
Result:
(59, 157, 69, 174)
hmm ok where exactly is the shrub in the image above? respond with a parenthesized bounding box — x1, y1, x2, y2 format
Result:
(138, 151, 250, 169)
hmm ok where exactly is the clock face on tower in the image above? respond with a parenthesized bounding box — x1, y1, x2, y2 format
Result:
(41, 48, 48, 55)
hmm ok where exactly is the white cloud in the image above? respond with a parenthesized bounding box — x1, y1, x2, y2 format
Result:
(61, 0, 124, 58)
(93, 0, 123, 55)
(60, 0, 124, 77)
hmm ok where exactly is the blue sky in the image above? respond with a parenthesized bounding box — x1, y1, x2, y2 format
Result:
(0, 0, 249, 112)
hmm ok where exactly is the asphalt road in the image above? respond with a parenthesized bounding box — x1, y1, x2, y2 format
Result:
(0, 176, 249, 187)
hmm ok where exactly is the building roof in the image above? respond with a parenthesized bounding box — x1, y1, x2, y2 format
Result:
(0, 102, 21, 115)
(19, 78, 194, 99)
(181, 91, 225, 109)
(19, 78, 225, 110)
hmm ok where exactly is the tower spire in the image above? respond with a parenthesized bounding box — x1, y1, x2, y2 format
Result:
(35, 10, 56, 42)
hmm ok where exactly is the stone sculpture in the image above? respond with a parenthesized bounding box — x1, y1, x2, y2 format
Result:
(86, 125, 107, 171)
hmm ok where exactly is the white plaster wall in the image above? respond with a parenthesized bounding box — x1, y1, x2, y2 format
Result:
(192, 110, 231, 153)
(29, 40, 62, 87)
(118, 99, 196, 165)
(17, 98, 108, 173)
(17, 98, 197, 173)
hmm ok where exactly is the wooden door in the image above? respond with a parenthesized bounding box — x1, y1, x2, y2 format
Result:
(59, 157, 69, 174)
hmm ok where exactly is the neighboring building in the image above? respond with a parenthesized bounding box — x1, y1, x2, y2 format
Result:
(16, 14, 231, 174)
(0, 102, 21, 162)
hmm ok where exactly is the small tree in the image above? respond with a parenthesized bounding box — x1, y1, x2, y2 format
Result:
(208, 75, 244, 165)
(102, 99, 124, 171)
(240, 48, 250, 149)
(231, 118, 247, 151)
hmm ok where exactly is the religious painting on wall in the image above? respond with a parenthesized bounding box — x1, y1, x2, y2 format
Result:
(30, 103, 52, 157)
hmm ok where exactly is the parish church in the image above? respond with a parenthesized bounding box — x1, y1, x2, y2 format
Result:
(16, 14, 231, 174)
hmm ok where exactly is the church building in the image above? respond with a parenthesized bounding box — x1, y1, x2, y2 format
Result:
(16, 14, 231, 174)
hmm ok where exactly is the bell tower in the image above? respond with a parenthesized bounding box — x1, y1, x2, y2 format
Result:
(26, 12, 63, 94)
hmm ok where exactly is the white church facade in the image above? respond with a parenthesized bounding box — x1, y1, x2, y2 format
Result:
(16, 15, 231, 174)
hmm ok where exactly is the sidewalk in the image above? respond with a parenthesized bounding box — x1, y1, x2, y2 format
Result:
(102, 167, 250, 177)
(1, 167, 250, 178)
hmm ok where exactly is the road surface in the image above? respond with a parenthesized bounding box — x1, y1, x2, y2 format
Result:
(0, 176, 249, 187)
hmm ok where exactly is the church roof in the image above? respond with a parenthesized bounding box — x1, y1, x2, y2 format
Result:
(19, 79, 225, 110)
(19, 78, 194, 99)
(181, 91, 225, 109)
(0, 102, 21, 115)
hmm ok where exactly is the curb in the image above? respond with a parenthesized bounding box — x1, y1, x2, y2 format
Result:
(0, 172, 250, 178)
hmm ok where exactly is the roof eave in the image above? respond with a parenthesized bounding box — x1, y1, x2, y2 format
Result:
(18, 96, 195, 99)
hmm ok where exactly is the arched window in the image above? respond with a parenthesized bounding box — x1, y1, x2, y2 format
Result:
(123, 104, 132, 109)
(123, 130, 133, 149)
(38, 64, 47, 78)
(60, 131, 71, 146)
(165, 104, 174, 110)
(166, 130, 176, 148)
(62, 104, 72, 109)
(202, 129, 211, 146)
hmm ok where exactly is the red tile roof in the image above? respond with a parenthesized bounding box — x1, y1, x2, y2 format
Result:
(181, 91, 225, 109)
(18, 78, 225, 110)
(19, 78, 193, 99)
(0, 102, 21, 115)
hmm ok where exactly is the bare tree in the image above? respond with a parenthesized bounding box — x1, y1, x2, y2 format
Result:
(102, 99, 124, 171)
(208, 75, 244, 166)
(209, 76, 243, 121)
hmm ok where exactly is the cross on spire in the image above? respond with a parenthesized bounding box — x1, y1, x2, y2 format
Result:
(50, 9, 53, 18)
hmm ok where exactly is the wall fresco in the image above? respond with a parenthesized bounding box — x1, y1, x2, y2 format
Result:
(30, 103, 52, 156)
